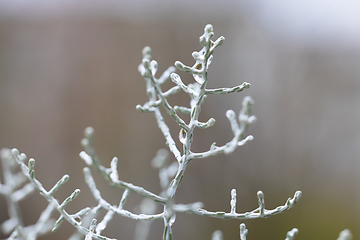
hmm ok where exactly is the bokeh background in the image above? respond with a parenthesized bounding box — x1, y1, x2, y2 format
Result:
(1, 1, 360, 239)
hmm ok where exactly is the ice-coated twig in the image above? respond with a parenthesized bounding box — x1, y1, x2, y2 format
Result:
(24, 202, 57, 240)
(1, 24, 304, 240)
(96, 210, 114, 235)
(174, 105, 191, 114)
(0, 149, 27, 235)
(337, 229, 352, 240)
(212, 230, 224, 240)
(172, 202, 204, 212)
(212, 223, 297, 240)
(84, 219, 97, 240)
(137, 48, 184, 162)
(187, 95, 256, 160)
(0, 148, 57, 240)
(68, 205, 102, 240)
(151, 149, 178, 196)
(157, 27, 254, 224)
(239, 224, 297, 240)
(52, 207, 92, 233)
(119, 188, 130, 210)
(48, 174, 69, 196)
(138, 51, 189, 133)
(133, 199, 158, 240)
(173, 190, 301, 220)
(133, 149, 177, 240)
(257, 191, 265, 216)
(163, 86, 181, 98)
(6, 226, 26, 240)
(83, 167, 163, 221)
(80, 128, 166, 204)
(193, 118, 216, 129)
(239, 223, 248, 240)
(153, 107, 183, 162)
(60, 189, 80, 210)
(205, 82, 251, 95)
(189, 135, 254, 160)
(285, 228, 298, 240)
(4, 199, 56, 240)
(170, 73, 199, 97)
(9, 148, 116, 240)
(174, 24, 224, 84)
(230, 189, 237, 214)
(136, 24, 300, 240)
(158, 66, 177, 85)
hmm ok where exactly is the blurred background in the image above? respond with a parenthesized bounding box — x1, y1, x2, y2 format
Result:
(1, 0, 360, 239)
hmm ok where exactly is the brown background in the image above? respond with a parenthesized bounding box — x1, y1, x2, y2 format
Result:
(1, 1, 360, 240)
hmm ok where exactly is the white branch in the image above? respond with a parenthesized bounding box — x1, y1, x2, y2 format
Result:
(174, 191, 302, 220)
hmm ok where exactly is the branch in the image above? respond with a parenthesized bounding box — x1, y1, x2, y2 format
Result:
(10, 148, 116, 240)
(285, 228, 299, 240)
(212, 230, 224, 240)
(80, 128, 167, 203)
(239, 223, 248, 240)
(189, 134, 254, 160)
(158, 66, 177, 85)
(83, 168, 163, 221)
(137, 49, 184, 161)
(170, 73, 199, 97)
(192, 118, 216, 129)
(174, 106, 191, 114)
(139, 56, 189, 132)
(154, 108, 183, 162)
(0, 148, 56, 239)
(173, 190, 302, 220)
(175, 24, 225, 85)
(205, 82, 251, 95)
(337, 229, 353, 240)
(188, 96, 256, 160)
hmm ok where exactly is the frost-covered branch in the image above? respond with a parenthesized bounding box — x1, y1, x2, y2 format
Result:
(212, 230, 224, 240)
(337, 229, 353, 240)
(188, 96, 256, 160)
(0, 148, 56, 240)
(173, 190, 301, 220)
(138, 48, 189, 133)
(205, 82, 251, 95)
(1, 23, 305, 240)
(237, 223, 298, 240)
(83, 167, 164, 221)
(8, 148, 116, 240)
(135, 24, 300, 240)
(239, 223, 248, 240)
(133, 199, 158, 240)
(284, 228, 299, 240)
(80, 127, 166, 204)
(137, 48, 183, 162)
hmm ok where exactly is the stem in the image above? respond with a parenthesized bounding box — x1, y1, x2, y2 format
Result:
(161, 39, 212, 239)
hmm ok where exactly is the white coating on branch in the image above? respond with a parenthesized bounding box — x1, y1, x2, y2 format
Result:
(0, 24, 305, 240)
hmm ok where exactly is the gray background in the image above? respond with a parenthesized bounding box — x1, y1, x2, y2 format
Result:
(1, 1, 360, 239)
